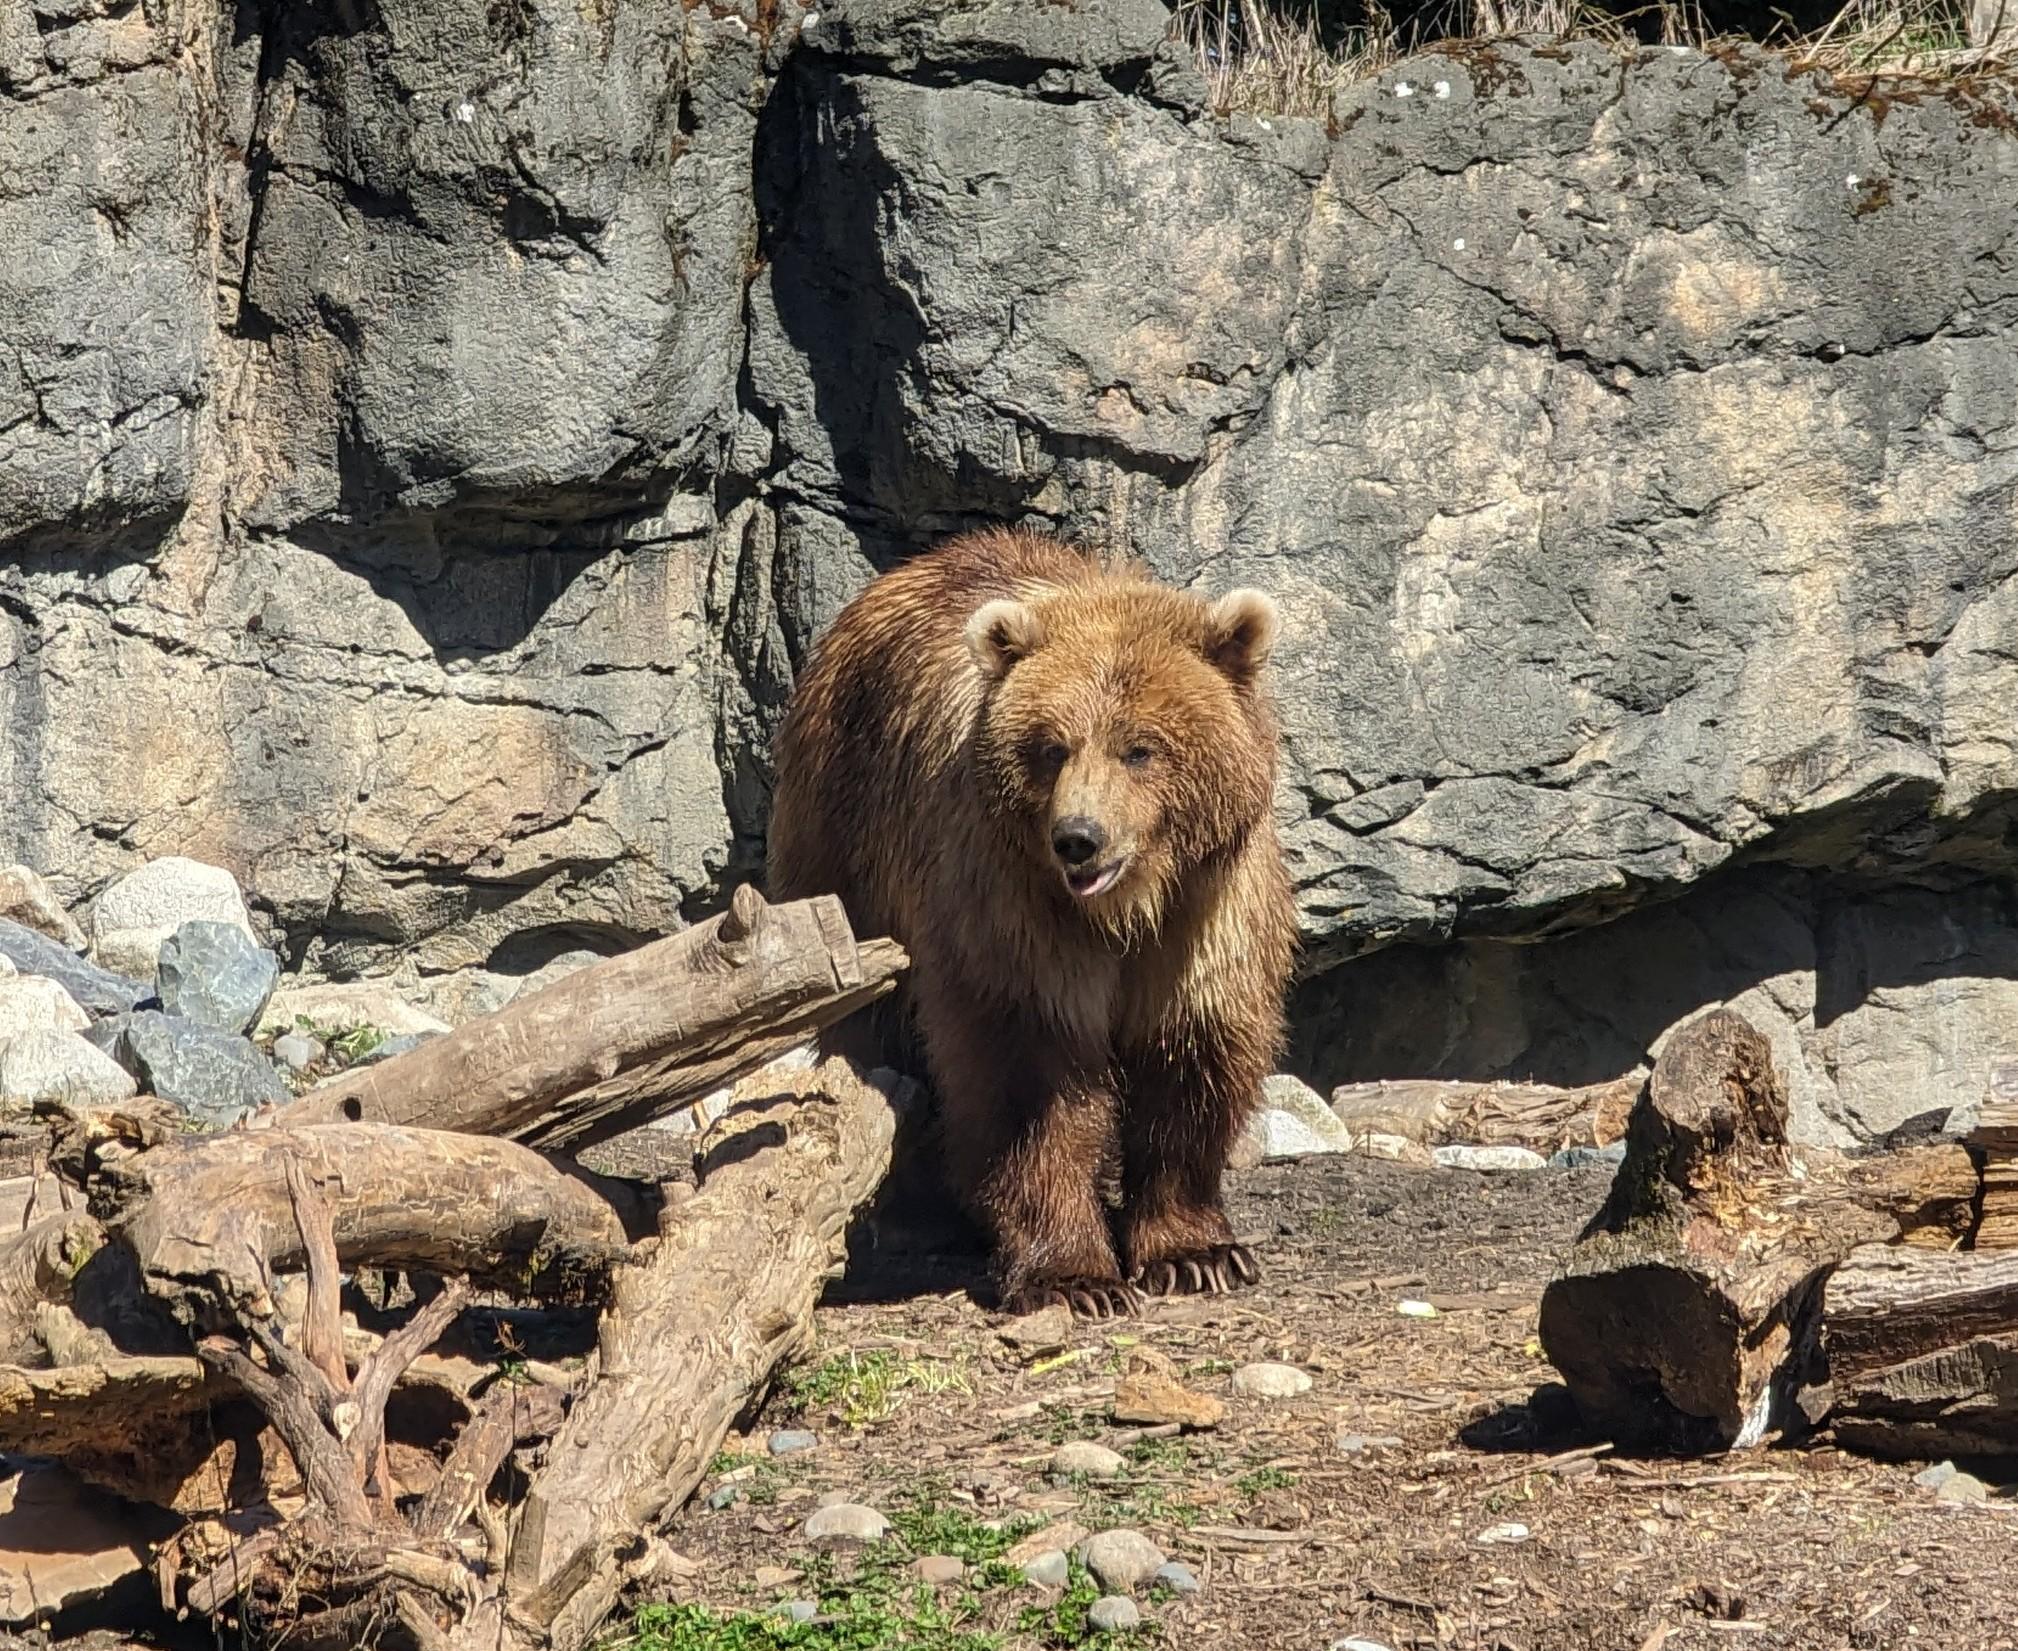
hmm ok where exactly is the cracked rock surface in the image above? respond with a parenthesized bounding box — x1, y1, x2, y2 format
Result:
(2, 2, 2014, 1141)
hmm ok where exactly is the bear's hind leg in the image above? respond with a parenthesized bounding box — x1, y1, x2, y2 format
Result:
(922, 993, 1139, 1319)
(1117, 1027, 1263, 1298)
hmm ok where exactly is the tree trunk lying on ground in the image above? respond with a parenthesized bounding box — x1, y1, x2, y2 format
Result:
(293, 883, 905, 1152)
(0, 887, 912, 1649)
(1823, 1243, 2018, 1460)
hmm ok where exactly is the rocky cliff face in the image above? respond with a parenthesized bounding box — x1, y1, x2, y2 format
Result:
(3, 0, 2013, 1141)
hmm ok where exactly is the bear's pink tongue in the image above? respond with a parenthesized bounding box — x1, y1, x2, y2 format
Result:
(1067, 861, 1124, 899)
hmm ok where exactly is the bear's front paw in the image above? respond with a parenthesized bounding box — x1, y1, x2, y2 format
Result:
(1133, 1243, 1260, 1298)
(1002, 1275, 1146, 1321)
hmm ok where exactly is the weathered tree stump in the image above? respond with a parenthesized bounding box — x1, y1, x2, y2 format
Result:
(1538, 1009, 1899, 1450)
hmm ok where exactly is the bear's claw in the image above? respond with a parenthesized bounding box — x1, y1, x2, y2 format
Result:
(1004, 1276, 1146, 1320)
(1133, 1243, 1260, 1298)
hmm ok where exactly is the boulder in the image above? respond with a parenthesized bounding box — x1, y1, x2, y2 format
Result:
(89, 1011, 289, 1130)
(0, 1029, 139, 1113)
(0, 866, 85, 950)
(0, 921, 148, 1020)
(91, 858, 253, 980)
(156, 921, 281, 1035)
(0, 975, 89, 1042)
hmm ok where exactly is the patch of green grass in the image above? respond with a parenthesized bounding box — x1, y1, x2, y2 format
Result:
(614, 1593, 1001, 1651)
(1035, 1405, 1110, 1445)
(1234, 1465, 1297, 1498)
(308, 1017, 386, 1062)
(1122, 1436, 1194, 1472)
(784, 1349, 971, 1428)
(889, 1498, 1043, 1568)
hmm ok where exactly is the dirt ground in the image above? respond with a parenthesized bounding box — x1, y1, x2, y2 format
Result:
(635, 1154, 2018, 1651)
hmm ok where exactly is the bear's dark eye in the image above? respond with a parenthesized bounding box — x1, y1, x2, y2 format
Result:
(1122, 742, 1154, 770)
(1034, 740, 1069, 772)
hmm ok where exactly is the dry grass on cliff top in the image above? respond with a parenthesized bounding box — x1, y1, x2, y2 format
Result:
(1175, 0, 2015, 116)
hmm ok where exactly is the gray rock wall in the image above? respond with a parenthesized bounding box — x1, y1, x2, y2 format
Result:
(3, 0, 2013, 1138)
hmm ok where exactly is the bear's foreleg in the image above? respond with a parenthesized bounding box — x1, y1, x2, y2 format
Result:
(1117, 1018, 1265, 1297)
(920, 992, 1140, 1319)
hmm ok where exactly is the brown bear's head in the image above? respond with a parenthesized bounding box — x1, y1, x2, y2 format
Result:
(964, 574, 1279, 936)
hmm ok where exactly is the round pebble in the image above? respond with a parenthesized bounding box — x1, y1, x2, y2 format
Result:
(771, 1600, 817, 1624)
(1153, 1560, 1200, 1596)
(915, 1554, 966, 1584)
(768, 1428, 819, 1456)
(1087, 1595, 1142, 1632)
(803, 1502, 889, 1543)
(1231, 1361, 1312, 1399)
(706, 1484, 742, 1511)
(1077, 1528, 1165, 1592)
(1022, 1549, 1070, 1588)
(1051, 1441, 1126, 1479)
(1475, 1521, 1530, 1546)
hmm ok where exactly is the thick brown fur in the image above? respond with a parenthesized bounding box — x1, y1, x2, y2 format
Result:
(767, 528, 1298, 1318)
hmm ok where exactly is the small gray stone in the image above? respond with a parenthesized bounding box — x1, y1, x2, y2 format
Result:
(0, 866, 85, 950)
(706, 1484, 743, 1511)
(1231, 1361, 1312, 1399)
(1334, 1432, 1403, 1456)
(1022, 1549, 1070, 1589)
(156, 921, 280, 1035)
(89, 1010, 289, 1129)
(0, 1028, 139, 1111)
(273, 1031, 325, 1072)
(0, 975, 89, 1040)
(1086, 1595, 1141, 1632)
(1076, 1528, 1165, 1593)
(771, 1600, 818, 1624)
(802, 1502, 889, 1543)
(1152, 1560, 1199, 1595)
(914, 1554, 965, 1584)
(1546, 1143, 1628, 1170)
(0, 920, 147, 1019)
(768, 1428, 818, 1457)
(1230, 1073, 1358, 1167)
(1914, 1460, 1990, 1504)
(1331, 1640, 1398, 1651)
(1051, 1441, 1126, 1479)
(1433, 1144, 1549, 1172)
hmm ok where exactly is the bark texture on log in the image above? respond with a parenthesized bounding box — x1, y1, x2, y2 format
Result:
(507, 1055, 902, 1651)
(291, 886, 907, 1153)
(100, 1126, 631, 1322)
(1539, 1009, 1896, 1450)
(0, 1356, 224, 1505)
(0, 1208, 105, 1364)
(1825, 1243, 2018, 1459)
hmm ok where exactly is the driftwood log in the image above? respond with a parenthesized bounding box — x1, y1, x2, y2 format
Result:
(1537, 1009, 1937, 1450)
(510, 1055, 903, 1651)
(99, 1125, 633, 1323)
(294, 883, 905, 1152)
(0, 886, 915, 1649)
(1823, 1244, 2018, 1460)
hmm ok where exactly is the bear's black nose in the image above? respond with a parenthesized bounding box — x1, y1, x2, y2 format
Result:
(1051, 817, 1106, 866)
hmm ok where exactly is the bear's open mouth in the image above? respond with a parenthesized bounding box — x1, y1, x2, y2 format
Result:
(1065, 858, 1129, 899)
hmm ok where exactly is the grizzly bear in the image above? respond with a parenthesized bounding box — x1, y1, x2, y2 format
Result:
(767, 528, 1297, 1318)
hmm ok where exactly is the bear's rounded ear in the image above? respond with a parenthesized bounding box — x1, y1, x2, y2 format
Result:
(965, 598, 1046, 682)
(1203, 588, 1278, 686)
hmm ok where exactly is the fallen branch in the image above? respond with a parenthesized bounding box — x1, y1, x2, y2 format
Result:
(293, 885, 908, 1153)
(505, 1055, 902, 1651)
(99, 1125, 631, 1324)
